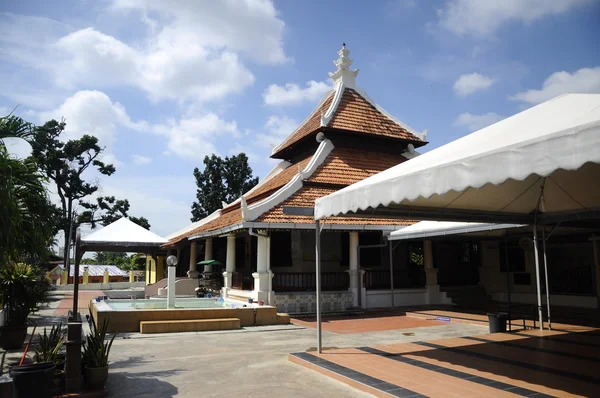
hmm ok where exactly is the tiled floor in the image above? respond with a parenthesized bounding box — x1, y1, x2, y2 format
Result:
(290, 325, 600, 397)
(292, 312, 447, 334)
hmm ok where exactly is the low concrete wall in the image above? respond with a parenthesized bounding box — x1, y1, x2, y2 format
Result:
(492, 292, 598, 309)
(275, 291, 353, 314)
(54, 282, 145, 291)
(365, 288, 452, 309)
(90, 301, 278, 333)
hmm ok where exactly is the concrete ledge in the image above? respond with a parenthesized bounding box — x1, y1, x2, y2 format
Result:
(140, 318, 240, 334)
(276, 313, 291, 325)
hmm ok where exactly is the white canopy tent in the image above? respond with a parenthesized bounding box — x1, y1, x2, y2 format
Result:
(388, 221, 524, 240)
(315, 93, 600, 330)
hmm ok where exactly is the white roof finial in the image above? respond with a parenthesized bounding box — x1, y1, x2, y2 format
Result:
(329, 43, 359, 88)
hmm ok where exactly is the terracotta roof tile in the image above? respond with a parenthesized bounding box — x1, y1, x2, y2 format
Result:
(255, 186, 415, 226)
(245, 155, 312, 202)
(272, 88, 424, 158)
(308, 147, 407, 186)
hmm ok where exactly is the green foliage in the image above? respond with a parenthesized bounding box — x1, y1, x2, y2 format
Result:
(34, 323, 65, 364)
(0, 115, 58, 267)
(93, 252, 129, 267)
(82, 320, 116, 368)
(191, 153, 259, 221)
(0, 264, 50, 326)
(28, 119, 116, 266)
(129, 216, 150, 230)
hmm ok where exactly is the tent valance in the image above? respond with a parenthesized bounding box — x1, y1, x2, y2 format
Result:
(315, 93, 600, 224)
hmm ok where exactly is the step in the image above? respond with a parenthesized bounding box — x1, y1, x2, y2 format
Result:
(140, 318, 240, 334)
(276, 313, 291, 325)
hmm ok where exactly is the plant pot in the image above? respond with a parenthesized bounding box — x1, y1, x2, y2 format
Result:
(0, 325, 27, 350)
(9, 362, 56, 398)
(84, 365, 109, 390)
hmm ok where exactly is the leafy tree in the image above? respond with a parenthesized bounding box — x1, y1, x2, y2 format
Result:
(78, 196, 151, 230)
(191, 153, 259, 221)
(94, 252, 128, 267)
(28, 119, 116, 269)
(129, 216, 150, 230)
(0, 115, 58, 267)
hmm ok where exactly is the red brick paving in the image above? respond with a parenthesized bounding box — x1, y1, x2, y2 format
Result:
(292, 312, 445, 334)
(54, 291, 104, 317)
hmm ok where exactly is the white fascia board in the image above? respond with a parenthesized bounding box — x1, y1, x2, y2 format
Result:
(354, 86, 427, 141)
(242, 139, 335, 222)
(320, 81, 345, 126)
(222, 160, 292, 211)
(271, 90, 334, 156)
(187, 220, 410, 240)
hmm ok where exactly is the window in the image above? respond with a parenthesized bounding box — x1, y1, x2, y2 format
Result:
(360, 232, 382, 266)
(499, 242, 525, 272)
(271, 231, 292, 267)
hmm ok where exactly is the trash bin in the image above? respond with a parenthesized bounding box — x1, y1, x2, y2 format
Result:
(487, 312, 508, 333)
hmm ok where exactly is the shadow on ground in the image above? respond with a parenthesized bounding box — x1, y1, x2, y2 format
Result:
(108, 370, 180, 398)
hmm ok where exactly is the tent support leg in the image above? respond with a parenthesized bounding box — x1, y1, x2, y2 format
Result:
(542, 227, 552, 330)
(533, 223, 544, 330)
(315, 220, 322, 354)
(504, 235, 511, 331)
(389, 241, 394, 308)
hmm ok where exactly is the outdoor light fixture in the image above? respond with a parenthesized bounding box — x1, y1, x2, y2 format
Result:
(166, 255, 178, 266)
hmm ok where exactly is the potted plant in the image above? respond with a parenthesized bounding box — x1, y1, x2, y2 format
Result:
(34, 323, 65, 394)
(82, 320, 116, 390)
(0, 264, 49, 349)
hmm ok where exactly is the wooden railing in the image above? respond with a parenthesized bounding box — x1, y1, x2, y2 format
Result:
(364, 269, 425, 290)
(273, 272, 349, 292)
(231, 272, 254, 291)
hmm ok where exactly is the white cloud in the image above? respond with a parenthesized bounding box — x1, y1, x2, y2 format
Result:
(256, 115, 297, 148)
(511, 67, 600, 104)
(52, 28, 255, 103)
(454, 112, 505, 131)
(152, 113, 239, 160)
(1, 0, 288, 105)
(37, 90, 133, 164)
(263, 81, 331, 106)
(453, 73, 494, 97)
(97, 175, 196, 237)
(132, 154, 152, 165)
(437, 0, 590, 36)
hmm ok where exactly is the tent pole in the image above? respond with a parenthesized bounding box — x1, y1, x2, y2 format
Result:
(541, 226, 552, 330)
(389, 241, 394, 308)
(315, 220, 322, 354)
(532, 221, 544, 330)
(504, 235, 511, 330)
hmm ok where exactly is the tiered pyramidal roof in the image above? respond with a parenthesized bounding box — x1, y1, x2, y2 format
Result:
(167, 44, 427, 245)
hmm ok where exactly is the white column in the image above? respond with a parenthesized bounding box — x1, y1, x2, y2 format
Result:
(223, 234, 236, 296)
(187, 241, 199, 278)
(203, 238, 213, 273)
(347, 231, 362, 307)
(253, 230, 273, 303)
(424, 240, 440, 304)
(167, 265, 176, 308)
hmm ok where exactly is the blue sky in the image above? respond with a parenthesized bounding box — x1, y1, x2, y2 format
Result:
(1, 0, 599, 237)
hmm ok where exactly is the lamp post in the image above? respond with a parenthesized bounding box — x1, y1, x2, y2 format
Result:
(166, 255, 178, 308)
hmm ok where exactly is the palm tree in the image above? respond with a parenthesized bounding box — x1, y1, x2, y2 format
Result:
(0, 114, 56, 267)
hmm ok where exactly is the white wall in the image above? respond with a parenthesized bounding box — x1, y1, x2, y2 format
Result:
(53, 281, 145, 291)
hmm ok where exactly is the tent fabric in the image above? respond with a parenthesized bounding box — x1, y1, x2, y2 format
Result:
(388, 221, 524, 240)
(315, 93, 600, 221)
(81, 217, 167, 245)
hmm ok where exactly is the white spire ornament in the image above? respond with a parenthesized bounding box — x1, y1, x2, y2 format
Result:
(329, 43, 359, 88)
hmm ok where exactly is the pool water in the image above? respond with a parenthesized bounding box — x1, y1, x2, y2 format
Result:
(104, 298, 231, 311)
